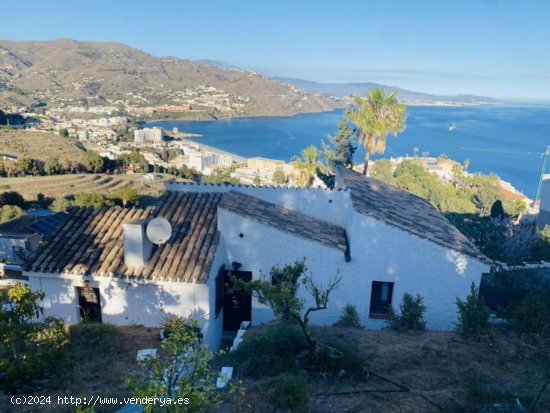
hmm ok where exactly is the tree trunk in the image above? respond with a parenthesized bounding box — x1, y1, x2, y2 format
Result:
(362, 150, 371, 175)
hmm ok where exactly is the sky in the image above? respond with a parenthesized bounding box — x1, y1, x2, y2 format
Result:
(1, 0, 550, 100)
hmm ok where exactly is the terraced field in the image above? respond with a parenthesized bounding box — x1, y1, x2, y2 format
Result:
(0, 173, 181, 200)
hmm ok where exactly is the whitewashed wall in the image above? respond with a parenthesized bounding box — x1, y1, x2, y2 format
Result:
(218, 207, 489, 330)
(165, 183, 354, 229)
(26, 270, 222, 350)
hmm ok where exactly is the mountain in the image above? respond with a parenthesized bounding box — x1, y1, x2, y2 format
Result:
(0, 39, 342, 117)
(273, 77, 499, 106)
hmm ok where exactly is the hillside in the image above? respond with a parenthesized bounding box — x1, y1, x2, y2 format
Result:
(0, 173, 174, 200)
(273, 76, 500, 106)
(0, 39, 342, 117)
(0, 129, 86, 162)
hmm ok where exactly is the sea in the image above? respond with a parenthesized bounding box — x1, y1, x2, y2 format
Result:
(147, 105, 550, 199)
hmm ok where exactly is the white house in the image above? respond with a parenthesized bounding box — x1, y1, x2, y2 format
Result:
(23, 167, 492, 350)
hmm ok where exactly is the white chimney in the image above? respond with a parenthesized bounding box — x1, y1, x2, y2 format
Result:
(123, 219, 153, 267)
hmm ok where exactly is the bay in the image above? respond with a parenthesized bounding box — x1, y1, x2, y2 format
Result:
(147, 105, 550, 198)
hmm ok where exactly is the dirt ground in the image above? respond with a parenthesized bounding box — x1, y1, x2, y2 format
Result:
(1, 326, 548, 413)
(221, 326, 550, 413)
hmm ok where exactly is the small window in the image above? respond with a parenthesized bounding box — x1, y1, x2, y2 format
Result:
(369, 281, 394, 318)
(215, 267, 224, 318)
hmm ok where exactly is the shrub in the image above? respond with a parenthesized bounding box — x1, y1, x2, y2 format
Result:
(334, 304, 363, 329)
(161, 314, 202, 339)
(0, 283, 69, 389)
(506, 294, 550, 336)
(455, 282, 491, 339)
(266, 372, 309, 410)
(388, 293, 427, 331)
(228, 323, 308, 378)
(129, 317, 219, 412)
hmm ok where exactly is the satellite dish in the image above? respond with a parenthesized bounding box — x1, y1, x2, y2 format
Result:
(146, 217, 172, 245)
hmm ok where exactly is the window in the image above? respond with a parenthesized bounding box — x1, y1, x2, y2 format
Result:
(215, 267, 224, 318)
(369, 281, 394, 318)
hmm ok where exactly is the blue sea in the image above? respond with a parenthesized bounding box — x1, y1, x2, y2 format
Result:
(148, 105, 550, 199)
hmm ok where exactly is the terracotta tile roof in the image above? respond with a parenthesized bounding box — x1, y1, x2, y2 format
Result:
(219, 190, 348, 253)
(337, 166, 490, 263)
(27, 192, 223, 283)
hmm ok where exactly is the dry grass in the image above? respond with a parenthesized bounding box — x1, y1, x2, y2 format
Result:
(0, 173, 179, 200)
(221, 326, 550, 413)
(0, 129, 85, 162)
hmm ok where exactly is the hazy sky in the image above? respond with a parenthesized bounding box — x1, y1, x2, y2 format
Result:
(2, 0, 549, 100)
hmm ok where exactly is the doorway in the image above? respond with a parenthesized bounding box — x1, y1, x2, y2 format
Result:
(77, 286, 102, 322)
(223, 270, 252, 331)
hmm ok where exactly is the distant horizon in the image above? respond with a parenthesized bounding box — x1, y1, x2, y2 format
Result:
(1, 1, 548, 101)
(2, 36, 550, 105)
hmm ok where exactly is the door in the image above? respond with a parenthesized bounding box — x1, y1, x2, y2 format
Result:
(223, 270, 252, 331)
(77, 286, 102, 322)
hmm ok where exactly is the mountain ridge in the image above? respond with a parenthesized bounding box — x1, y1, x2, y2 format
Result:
(0, 38, 342, 117)
(272, 76, 500, 106)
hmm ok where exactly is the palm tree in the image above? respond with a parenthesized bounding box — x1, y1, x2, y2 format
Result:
(346, 88, 407, 174)
(292, 145, 322, 189)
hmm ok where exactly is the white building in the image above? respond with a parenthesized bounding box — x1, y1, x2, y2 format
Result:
(217, 153, 233, 167)
(134, 127, 165, 143)
(188, 151, 218, 173)
(23, 167, 492, 350)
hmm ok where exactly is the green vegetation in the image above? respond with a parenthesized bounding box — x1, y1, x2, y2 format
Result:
(0, 191, 25, 208)
(388, 293, 427, 331)
(232, 260, 341, 351)
(72, 192, 114, 208)
(292, 145, 322, 188)
(346, 88, 407, 174)
(0, 283, 69, 389)
(455, 282, 491, 340)
(111, 186, 139, 208)
(253, 172, 261, 185)
(51, 197, 72, 212)
(228, 323, 309, 378)
(322, 118, 356, 170)
(333, 304, 363, 329)
(202, 166, 240, 184)
(271, 169, 287, 185)
(58, 128, 69, 138)
(0, 204, 24, 223)
(266, 372, 309, 411)
(505, 294, 550, 336)
(129, 317, 219, 412)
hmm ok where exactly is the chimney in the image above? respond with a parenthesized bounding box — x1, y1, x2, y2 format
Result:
(123, 219, 153, 267)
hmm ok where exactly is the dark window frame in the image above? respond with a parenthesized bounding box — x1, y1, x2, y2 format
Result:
(369, 281, 394, 319)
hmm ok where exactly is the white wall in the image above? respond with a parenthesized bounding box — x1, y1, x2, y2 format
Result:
(165, 183, 354, 229)
(217, 208, 489, 330)
(26, 270, 222, 350)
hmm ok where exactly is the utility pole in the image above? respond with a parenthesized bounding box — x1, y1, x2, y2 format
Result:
(535, 145, 550, 202)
